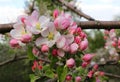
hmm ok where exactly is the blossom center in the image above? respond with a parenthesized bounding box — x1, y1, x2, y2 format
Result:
(48, 32, 54, 40)
(21, 30, 26, 35)
(36, 23, 41, 30)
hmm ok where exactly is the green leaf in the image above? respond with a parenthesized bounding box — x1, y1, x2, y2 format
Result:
(45, 69, 54, 78)
(76, 67, 87, 75)
(29, 74, 39, 82)
(27, 45, 36, 60)
(43, 65, 54, 78)
(57, 66, 68, 82)
(60, 66, 68, 82)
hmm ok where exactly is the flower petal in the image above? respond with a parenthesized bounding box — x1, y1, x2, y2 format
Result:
(57, 49, 65, 57)
(48, 40, 55, 47)
(56, 36, 66, 48)
(48, 22, 56, 33)
(41, 28, 49, 37)
(65, 34, 74, 44)
(35, 37, 48, 47)
(31, 10, 39, 21)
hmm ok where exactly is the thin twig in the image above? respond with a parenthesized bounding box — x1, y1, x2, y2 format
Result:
(57, 0, 95, 21)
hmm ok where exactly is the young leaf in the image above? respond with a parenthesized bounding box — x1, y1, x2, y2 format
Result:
(29, 74, 39, 82)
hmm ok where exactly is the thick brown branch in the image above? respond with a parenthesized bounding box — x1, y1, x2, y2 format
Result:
(78, 21, 120, 29)
(0, 21, 120, 33)
(105, 72, 120, 79)
(57, 0, 95, 21)
(0, 23, 14, 33)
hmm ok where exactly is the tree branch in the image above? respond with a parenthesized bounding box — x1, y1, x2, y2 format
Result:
(105, 72, 120, 79)
(1, 21, 120, 33)
(0, 23, 14, 34)
(77, 21, 120, 29)
(0, 55, 27, 66)
(57, 0, 95, 21)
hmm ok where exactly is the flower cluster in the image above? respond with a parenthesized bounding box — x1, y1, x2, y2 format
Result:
(9, 10, 105, 82)
(104, 29, 119, 60)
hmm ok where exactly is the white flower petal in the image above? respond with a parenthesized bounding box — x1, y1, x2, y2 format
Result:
(13, 23, 23, 28)
(48, 40, 55, 47)
(65, 34, 74, 44)
(41, 28, 49, 37)
(57, 36, 66, 48)
(48, 22, 56, 33)
(39, 16, 50, 23)
(54, 32, 61, 41)
(35, 37, 48, 47)
(31, 10, 39, 21)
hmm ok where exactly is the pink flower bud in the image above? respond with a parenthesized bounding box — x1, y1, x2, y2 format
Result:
(41, 45, 49, 52)
(66, 75, 72, 81)
(93, 64, 98, 70)
(66, 58, 75, 68)
(54, 19, 59, 28)
(62, 43, 70, 52)
(53, 9, 59, 18)
(32, 60, 38, 71)
(10, 39, 19, 48)
(74, 36, 81, 44)
(88, 70, 94, 78)
(104, 30, 109, 35)
(75, 27, 81, 35)
(79, 39, 88, 51)
(21, 17, 26, 23)
(80, 31, 86, 39)
(32, 47, 39, 56)
(38, 65, 42, 70)
(112, 41, 117, 47)
(21, 34, 32, 43)
(52, 49, 58, 56)
(75, 76, 81, 82)
(70, 43, 79, 54)
(82, 62, 89, 68)
(99, 71, 105, 76)
(61, 18, 70, 29)
(82, 54, 93, 62)
(118, 39, 120, 45)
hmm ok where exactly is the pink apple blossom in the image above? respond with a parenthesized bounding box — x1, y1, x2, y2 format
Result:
(87, 70, 94, 78)
(32, 47, 39, 56)
(53, 9, 59, 18)
(52, 49, 58, 56)
(10, 39, 19, 48)
(82, 62, 89, 68)
(10, 23, 32, 42)
(79, 39, 88, 51)
(75, 76, 81, 82)
(57, 49, 65, 57)
(82, 54, 93, 62)
(54, 13, 72, 30)
(41, 44, 49, 52)
(25, 10, 50, 34)
(21, 34, 32, 43)
(35, 22, 60, 47)
(66, 58, 75, 68)
(66, 75, 72, 81)
(70, 43, 79, 54)
(74, 36, 81, 44)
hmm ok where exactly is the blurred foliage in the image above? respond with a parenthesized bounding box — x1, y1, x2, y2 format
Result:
(0, 35, 32, 82)
(85, 29, 105, 53)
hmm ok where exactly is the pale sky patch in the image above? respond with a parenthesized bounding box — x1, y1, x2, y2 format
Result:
(0, 0, 120, 23)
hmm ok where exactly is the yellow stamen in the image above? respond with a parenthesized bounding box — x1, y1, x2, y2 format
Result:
(36, 23, 41, 30)
(48, 32, 54, 40)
